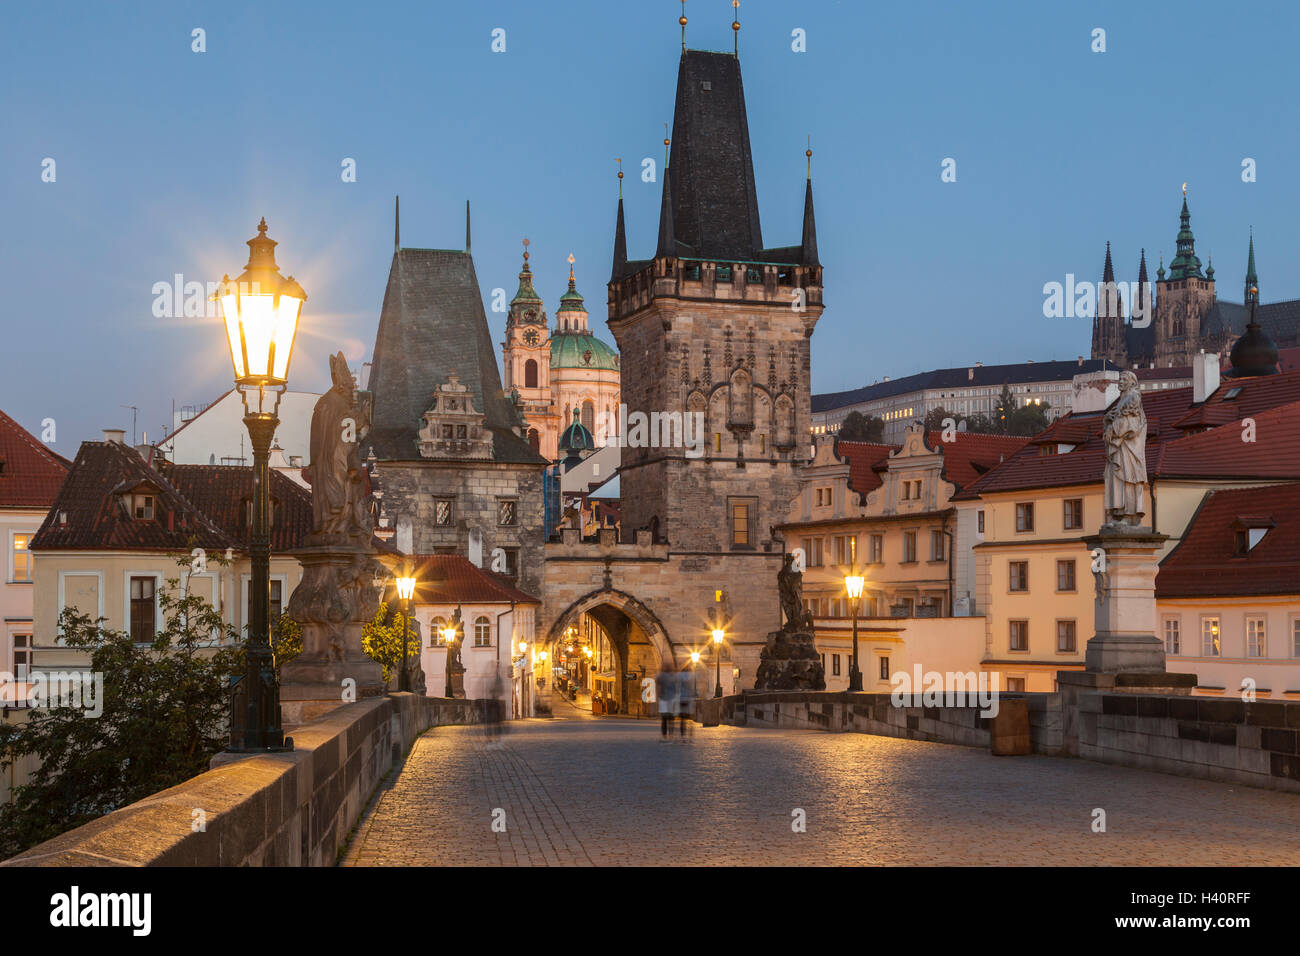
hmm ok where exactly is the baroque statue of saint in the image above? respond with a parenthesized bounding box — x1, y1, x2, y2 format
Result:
(1103, 370, 1148, 527)
(304, 352, 372, 545)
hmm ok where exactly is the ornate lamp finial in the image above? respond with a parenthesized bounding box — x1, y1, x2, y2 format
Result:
(680, 0, 687, 50)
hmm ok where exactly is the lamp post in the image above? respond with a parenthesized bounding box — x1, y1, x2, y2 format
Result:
(442, 624, 458, 698)
(711, 627, 725, 698)
(845, 568, 866, 692)
(217, 218, 304, 753)
(395, 574, 416, 692)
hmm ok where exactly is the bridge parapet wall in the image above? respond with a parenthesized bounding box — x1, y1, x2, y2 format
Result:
(2, 694, 477, 867)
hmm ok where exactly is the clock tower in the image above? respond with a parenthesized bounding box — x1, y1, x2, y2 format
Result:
(502, 240, 557, 457)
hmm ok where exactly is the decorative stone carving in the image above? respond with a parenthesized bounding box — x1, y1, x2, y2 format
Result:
(305, 352, 373, 547)
(1103, 370, 1148, 528)
(417, 372, 494, 460)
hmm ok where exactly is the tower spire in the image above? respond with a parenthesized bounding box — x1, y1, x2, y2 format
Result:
(612, 162, 627, 282)
(801, 146, 819, 266)
(394, 195, 400, 253)
(656, 165, 675, 258)
(732, 0, 740, 56)
(1134, 248, 1150, 325)
(1245, 228, 1258, 305)
(679, 0, 687, 51)
(465, 200, 471, 252)
(1169, 186, 1203, 279)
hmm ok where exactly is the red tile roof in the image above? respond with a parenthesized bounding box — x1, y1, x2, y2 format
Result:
(389, 554, 539, 606)
(0, 410, 70, 509)
(1157, 483, 1300, 598)
(30, 442, 313, 555)
(955, 372, 1300, 499)
(837, 433, 1028, 498)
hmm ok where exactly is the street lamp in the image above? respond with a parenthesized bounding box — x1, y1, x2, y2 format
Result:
(217, 218, 304, 753)
(442, 624, 458, 698)
(395, 574, 417, 692)
(845, 568, 866, 692)
(711, 627, 725, 698)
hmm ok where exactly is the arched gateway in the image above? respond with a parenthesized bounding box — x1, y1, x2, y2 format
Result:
(542, 588, 672, 714)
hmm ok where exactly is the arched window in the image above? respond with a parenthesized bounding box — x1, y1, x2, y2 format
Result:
(524, 359, 538, 389)
(431, 617, 447, 647)
(527, 428, 540, 452)
(581, 400, 595, 433)
(474, 616, 492, 648)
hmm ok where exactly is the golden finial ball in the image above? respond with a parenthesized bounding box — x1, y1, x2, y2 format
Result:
(664, 138, 670, 146)
(1251, 286, 1258, 295)
(733, 21, 740, 30)
(617, 170, 623, 179)
(806, 149, 812, 158)
(680, 16, 687, 26)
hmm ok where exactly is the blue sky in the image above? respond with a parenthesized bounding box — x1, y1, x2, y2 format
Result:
(4, 0, 1299, 454)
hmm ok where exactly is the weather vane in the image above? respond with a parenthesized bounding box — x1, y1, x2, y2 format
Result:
(522, 237, 530, 262)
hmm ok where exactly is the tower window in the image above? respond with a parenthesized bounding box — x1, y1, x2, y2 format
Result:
(524, 359, 538, 389)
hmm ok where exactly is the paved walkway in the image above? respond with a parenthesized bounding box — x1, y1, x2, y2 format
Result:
(342, 719, 1300, 866)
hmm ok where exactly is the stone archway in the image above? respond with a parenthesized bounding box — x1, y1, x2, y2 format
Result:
(545, 588, 673, 713)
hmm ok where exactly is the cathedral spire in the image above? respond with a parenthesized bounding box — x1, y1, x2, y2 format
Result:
(800, 147, 819, 266)
(1169, 188, 1203, 279)
(1245, 229, 1258, 304)
(1102, 240, 1114, 284)
(1134, 248, 1150, 324)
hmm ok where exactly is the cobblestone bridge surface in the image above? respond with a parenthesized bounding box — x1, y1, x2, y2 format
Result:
(342, 715, 1300, 866)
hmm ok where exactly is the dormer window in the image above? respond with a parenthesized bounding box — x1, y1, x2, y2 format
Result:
(133, 494, 154, 519)
(1232, 516, 1275, 555)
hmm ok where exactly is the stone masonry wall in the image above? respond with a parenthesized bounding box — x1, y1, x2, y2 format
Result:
(2, 694, 478, 867)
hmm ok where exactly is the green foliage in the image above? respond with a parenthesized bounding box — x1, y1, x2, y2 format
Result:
(837, 410, 884, 443)
(0, 581, 240, 860)
(361, 601, 422, 684)
(1006, 401, 1051, 436)
(994, 384, 1016, 431)
(271, 614, 302, 672)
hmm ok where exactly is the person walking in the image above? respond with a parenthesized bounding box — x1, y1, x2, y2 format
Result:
(656, 663, 677, 740)
(675, 666, 696, 740)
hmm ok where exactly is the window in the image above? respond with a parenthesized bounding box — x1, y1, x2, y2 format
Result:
(729, 498, 756, 548)
(1293, 619, 1300, 658)
(902, 531, 917, 563)
(878, 656, 890, 681)
(1202, 618, 1221, 656)
(11, 633, 31, 675)
(524, 359, 538, 389)
(502, 547, 519, 577)
(12, 533, 32, 583)
(434, 499, 454, 526)
(1063, 499, 1083, 530)
(1009, 561, 1028, 592)
(133, 494, 154, 520)
(474, 616, 491, 648)
(1015, 503, 1034, 532)
(834, 535, 856, 566)
(1056, 620, 1076, 653)
(1006, 677, 1026, 692)
(901, 481, 910, 501)
(977, 510, 985, 534)
(581, 401, 595, 433)
(498, 499, 517, 527)
(1164, 617, 1181, 655)
(1056, 559, 1076, 592)
(431, 617, 447, 647)
(804, 536, 824, 567)
(868, 534, 883, 564)
(1009, 620, 1029, 652)
(130, 576, 156, 642)
(270, 580, 283, 621)
(832, 654, 841, 676)
(1247, 617, 1266, 658)
(930, 530, 945, 561)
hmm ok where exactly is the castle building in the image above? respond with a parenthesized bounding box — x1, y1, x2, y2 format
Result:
(1091, 196, 1300, 368)
(536, 38, 823, 712)
(501, 250, 620, 460)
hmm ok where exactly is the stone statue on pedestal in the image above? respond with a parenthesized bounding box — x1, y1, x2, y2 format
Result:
(281, 353, 387, 725)
(1102, 371, 1148, 529)
(755, 553, 825, 691)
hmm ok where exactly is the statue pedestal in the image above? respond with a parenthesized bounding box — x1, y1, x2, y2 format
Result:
(1082, 526, 1169, 673)
(1057, 525, 1197, 756)
(281, 547, 386, 728)
(754, 627, 826, 691)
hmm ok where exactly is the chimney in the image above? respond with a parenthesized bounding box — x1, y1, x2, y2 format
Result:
(975, 361, 983, 368)
(967, 368, 974, 381)
(1077, 355, 1083, 366)
(103, 428, 125, 444)
(1193, 351, 1220, 403)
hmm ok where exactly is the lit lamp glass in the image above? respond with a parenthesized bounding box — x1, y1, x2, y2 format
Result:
(395, 576, 416, 601)
(216, 218, 306, 388)
(442, 626, 457, 644)
(538, 650, 548, 662)
(845, 573, 866, 601)
(517, 641, 527, 654)
(689, 651, 701, 664)
(711, 628, 725, 645)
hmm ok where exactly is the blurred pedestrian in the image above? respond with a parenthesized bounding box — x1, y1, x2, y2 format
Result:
(656, 663, 677, 740)
(675, 666, 696, 740)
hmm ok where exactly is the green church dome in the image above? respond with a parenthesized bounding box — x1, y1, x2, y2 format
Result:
(551, 332, 620, 371)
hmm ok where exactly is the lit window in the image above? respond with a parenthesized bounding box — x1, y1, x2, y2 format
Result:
(1202, 618, 1221, 656)
(12, 533, 32, 583)
(1247, 617, 1266, 658)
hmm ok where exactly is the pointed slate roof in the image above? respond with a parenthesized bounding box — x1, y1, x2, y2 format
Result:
(800, 177, 819, 266)
(366, 243, 544, 465)
(660, 50, 764, 261)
